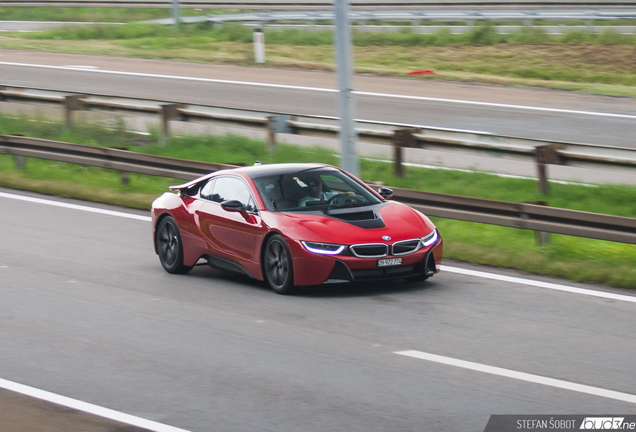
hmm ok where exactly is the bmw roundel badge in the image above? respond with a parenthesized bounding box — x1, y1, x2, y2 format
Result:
(382, 235, 391, 241)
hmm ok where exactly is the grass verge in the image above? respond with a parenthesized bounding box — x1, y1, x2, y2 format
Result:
(0, 7, 233, 22)
(1, 112, 635, 289)
(0, 22, 635, 96)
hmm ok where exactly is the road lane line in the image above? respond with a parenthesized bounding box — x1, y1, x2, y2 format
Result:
(0, 191, 151, 221)
(395, 350, 636, 405)
(61, 65, 100, 69)
(439, 265, 636, 303)
(0, 377, 193, 432)
(355, 90, 636, 119)
(1, 191, 634, 303)
(0, 61, 337, 93)
(1, 61, 635, 120)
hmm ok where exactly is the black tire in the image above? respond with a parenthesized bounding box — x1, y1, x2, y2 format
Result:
(263, 234, 295, 295)
(156, 216, 193, 274)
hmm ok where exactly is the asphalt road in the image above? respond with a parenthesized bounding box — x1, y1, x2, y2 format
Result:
(1, 189, 635, 432)
(1, 49, 635, 148)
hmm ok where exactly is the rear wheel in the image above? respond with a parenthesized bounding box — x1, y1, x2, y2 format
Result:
(156, 216, 193, 274)
(263, 234, 295, 295)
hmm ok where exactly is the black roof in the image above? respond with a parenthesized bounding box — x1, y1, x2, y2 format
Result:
(235, 163, 340, 179)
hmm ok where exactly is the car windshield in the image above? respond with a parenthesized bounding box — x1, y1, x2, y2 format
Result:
(253, 168, 382, 212)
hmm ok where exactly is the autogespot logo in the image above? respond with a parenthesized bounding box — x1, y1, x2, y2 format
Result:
(580, 417, 632, 429)
(483, 415, 636, 431)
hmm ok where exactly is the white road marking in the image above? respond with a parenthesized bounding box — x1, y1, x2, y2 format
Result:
(1, 191, 633, 303)
(395, 350, 636, 405)
(356, 90, 636, 120)
(439, 265, 636, 303)
(370, 158, 598, 187)
(0, 191, 151, 221)
(0, 377, 193, 432)
(1, 61, 635, 120)
(0, 61, 336, 92)
(61, 65, 99, 69)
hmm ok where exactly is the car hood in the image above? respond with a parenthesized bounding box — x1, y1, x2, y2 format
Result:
(265, 201, 435, 244)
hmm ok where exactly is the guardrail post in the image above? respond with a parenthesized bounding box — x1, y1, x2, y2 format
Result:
(64, 95, 86, 128)
(393, 128, 418, 178)
(120, 171, 129, 185)
(14, 155, 25, 170)
(394, 143, 403, 177)
(534, 144, 563, 195)
(266, 115, 293, 151)
(160, 104, 185, 147)
(523, 201, 550, 246)
(267, 116, 277, 150)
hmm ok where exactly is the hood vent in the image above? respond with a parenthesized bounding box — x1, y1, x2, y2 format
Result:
(329, 210, 385, 229)
(333, 211, 375, 221)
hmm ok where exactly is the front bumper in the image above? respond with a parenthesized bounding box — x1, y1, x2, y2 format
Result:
(325, 239, 441, 283)
(290, 231, 443, 286)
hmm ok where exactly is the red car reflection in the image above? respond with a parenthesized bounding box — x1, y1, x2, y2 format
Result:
(152, 163, 442, 294)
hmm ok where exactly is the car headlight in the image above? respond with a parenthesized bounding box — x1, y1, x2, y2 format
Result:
(301, 241, 345, 255)
(421, 230, 438, 247)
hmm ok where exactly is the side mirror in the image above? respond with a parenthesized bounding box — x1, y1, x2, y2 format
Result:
(221, 200, 246, 213)
(378, 187, 393, 199)
(221, 200, 257, 222)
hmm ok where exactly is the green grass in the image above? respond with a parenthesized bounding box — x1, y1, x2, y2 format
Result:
(1, 22, 634, 95)
(0, 7, 231, 22)
(1, 112, 635, 289)
(13, 21, 636, 46)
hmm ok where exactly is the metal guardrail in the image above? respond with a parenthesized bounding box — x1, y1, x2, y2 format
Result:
(1, 0, 636, 8)
(1, 134, 635, 244)
(242, 24, 636, 35)
(2, 84, 635, 195)
(147, 8, 636, 26)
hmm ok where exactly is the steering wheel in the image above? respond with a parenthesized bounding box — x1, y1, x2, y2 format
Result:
(326, 193, 357, 205)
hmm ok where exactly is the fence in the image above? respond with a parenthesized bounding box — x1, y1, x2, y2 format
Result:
(2, 85, 636, 197)
(1, 134, 635, 245)
(1, 0, 636, 9)
(147, 8, 636, 28)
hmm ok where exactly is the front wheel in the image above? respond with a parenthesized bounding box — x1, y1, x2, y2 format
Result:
(156, 216, 193, 274)
(263, 234, 295, 295)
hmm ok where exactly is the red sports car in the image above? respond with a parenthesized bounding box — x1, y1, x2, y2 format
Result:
(152, 163, 442, 294)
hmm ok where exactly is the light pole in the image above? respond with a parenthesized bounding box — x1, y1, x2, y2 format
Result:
(333, 0, 360, 177)
(172, 0, 180, 29)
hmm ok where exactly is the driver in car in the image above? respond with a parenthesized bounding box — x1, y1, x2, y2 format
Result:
(297, 175, 354, 207)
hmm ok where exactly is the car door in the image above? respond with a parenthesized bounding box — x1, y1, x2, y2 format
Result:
(195, 176, 263, 262)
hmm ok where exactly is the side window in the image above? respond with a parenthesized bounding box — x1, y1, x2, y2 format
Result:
(200, 179, 215, 200)
(246, 196, 257, 213)
(211, 177, 256, 211)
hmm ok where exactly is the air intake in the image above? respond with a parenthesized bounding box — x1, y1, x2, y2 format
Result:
(391, 239, 421, 256)
(350, 243, 388, 258)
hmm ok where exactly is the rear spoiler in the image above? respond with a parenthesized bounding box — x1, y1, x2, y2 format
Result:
(168, 173, 214, 191)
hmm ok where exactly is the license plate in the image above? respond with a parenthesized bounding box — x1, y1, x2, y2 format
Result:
(378, 257, 402, 267)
